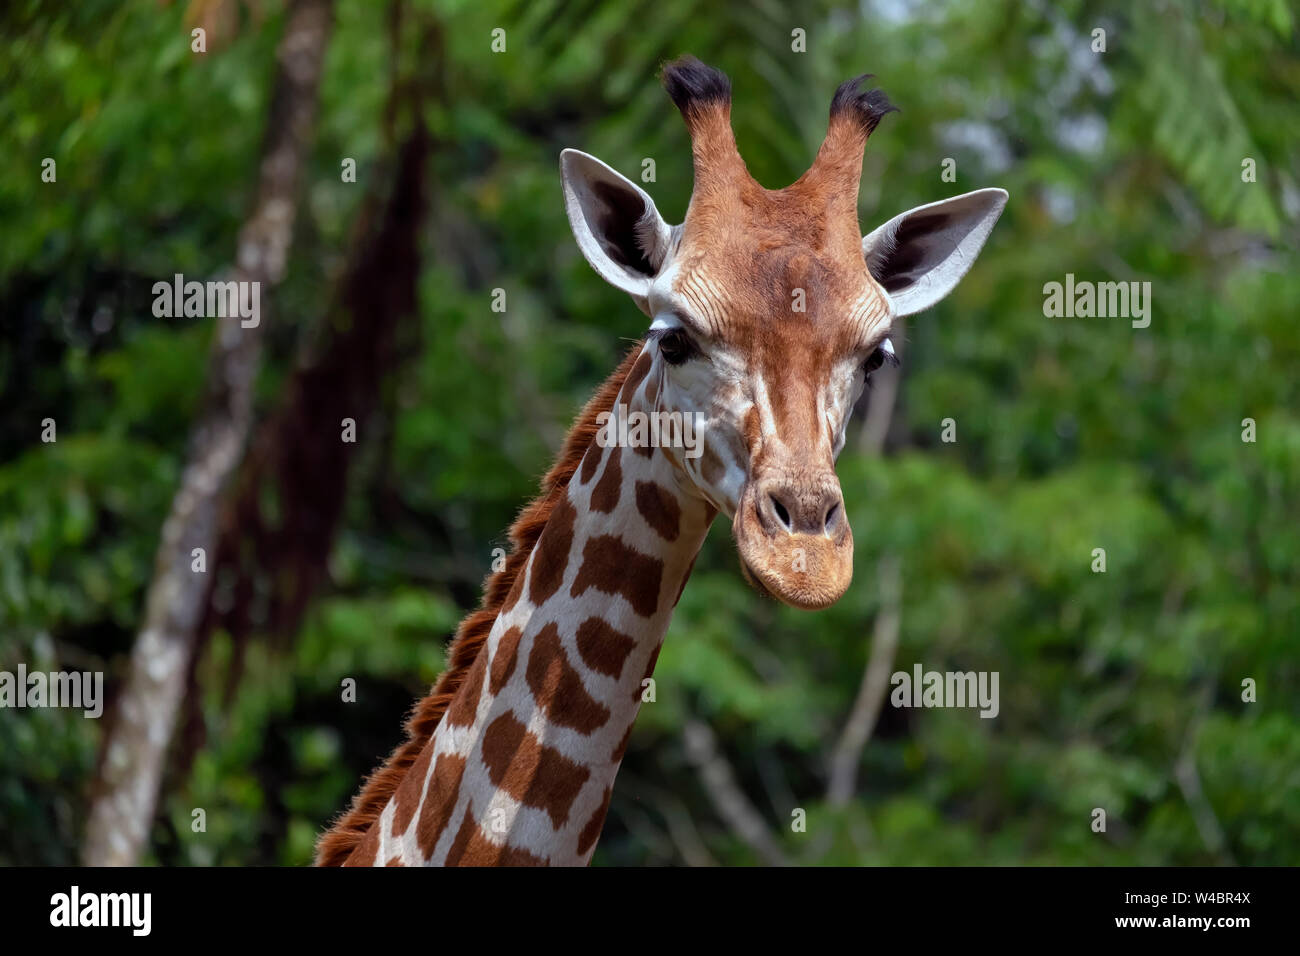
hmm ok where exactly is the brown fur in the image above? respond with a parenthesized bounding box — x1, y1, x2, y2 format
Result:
(314, 341, 645, 866)
(658, 59, 893, 612)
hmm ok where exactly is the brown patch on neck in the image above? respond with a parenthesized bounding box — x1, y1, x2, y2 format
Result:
(526, 622, 612, 734)
(579, 441, 604, 485)
(481, 711, 591, 828)
(570, 535, 664, 618)
(575, 617, 636, 679)
(576, 786, 614, 858)
(635, 480, 682, 541)
(590, 446, 623, 512)
(389, 737, 435, 837)
(444, 807, 549, 867)
(528, 495, 578, 604)
(415, 752, 468, 857)
(489, 625, 523, 694)
(315, 342, 647, 866)
(443, 648, 487, 728)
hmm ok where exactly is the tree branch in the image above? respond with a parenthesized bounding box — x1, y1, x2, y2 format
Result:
(82, 0, 335, 866)
(682, 717, 789, 866)
(1174, 681, 1234, 864)
(826, 555, 902, 807)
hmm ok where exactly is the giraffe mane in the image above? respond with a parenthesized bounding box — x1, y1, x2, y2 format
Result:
(313, 340, 645, 866)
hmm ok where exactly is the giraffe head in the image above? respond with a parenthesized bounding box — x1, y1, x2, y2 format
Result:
(560, 56, 1006, 610)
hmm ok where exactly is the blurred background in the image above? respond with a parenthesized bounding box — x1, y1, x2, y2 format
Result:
(1, 0, 1297, 866)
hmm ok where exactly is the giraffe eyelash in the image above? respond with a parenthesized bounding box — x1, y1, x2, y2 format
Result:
(880, 336, 900, 366)
(646, 325, 698, 365)
(864, 337, 900, 376)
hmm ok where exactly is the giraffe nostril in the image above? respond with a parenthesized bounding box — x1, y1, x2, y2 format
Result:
(769, 495, 792, 532)
(824, 502, 840, 533)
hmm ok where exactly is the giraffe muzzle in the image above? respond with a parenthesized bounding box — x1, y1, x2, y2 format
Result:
(733, 474, 854, 610)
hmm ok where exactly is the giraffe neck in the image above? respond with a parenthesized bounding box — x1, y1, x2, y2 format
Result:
(372, 347, 714, 865)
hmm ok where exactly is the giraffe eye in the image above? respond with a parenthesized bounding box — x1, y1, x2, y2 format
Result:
(657, 328, 695, 366)
(863, 337, 898, 376)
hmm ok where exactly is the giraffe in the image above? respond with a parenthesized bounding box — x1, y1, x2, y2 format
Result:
(316, 56, 1007, 866)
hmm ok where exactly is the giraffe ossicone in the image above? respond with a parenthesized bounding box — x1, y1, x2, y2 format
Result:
(317, 55, 1007, 867)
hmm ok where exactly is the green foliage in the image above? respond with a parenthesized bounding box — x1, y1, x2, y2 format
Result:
(1, 0, 1296, 866)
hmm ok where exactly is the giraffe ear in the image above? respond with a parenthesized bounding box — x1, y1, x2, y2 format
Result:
(862, 188, 1008, 317)
(561, 149, 673, 315)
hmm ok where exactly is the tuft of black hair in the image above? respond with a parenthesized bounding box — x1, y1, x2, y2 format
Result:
(661, 55, 732, 115)
(829, 74, 899, 136)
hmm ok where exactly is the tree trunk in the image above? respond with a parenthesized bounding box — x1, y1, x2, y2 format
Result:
(82, 0, 335, 866)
